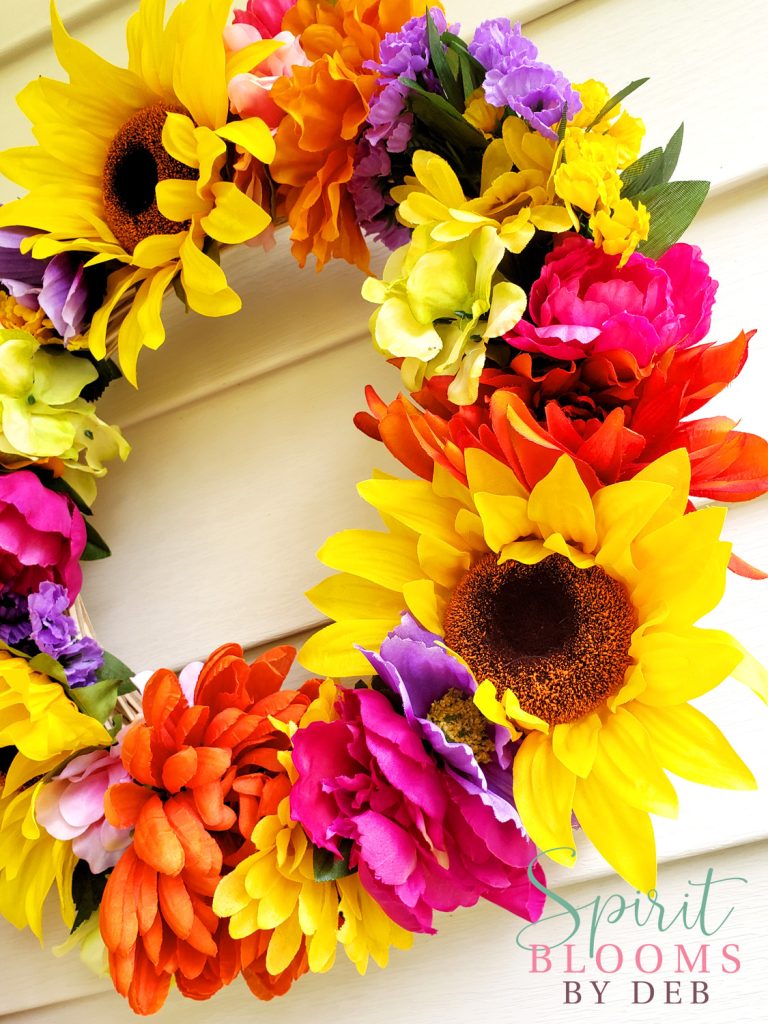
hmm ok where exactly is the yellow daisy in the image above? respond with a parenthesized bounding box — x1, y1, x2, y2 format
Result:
(0, 651, 112, 938)
(213, 680, 413, 975)
(299, 450, 766, 891)
(0, 0, 279, 383)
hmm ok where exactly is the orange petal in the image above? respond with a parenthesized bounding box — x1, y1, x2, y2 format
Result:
(105, 782, 153, 829)
(157, 872, 194, 940)
(161, 747, 198, 792)
(101, 848, 140, 954)
(134, 795, 185, 876)
(189, 746, 232, 787)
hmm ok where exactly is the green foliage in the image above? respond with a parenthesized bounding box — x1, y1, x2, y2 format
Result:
(637, 180, 710, 259)
(71, 861, 109, 933)
(313, 839, 355, 882)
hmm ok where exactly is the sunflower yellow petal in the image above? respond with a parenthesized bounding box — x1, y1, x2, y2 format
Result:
(306, 574, 405, 622)
(161, 111, 199, 167)
(156, 179, 209, 222)
(552, 713, 602, 778)
(86, 266, 147, 361)
(528, 456, 597, 552)
(116, 263, 176, 385)
(595, 708, 678, 817)
(171, 0, 230, 130)
(630, 703, 756, 790)
(633, 449, 691, 534)
(573, 771, 656, 892)
(317, 529, 420, 590)
(178, 233, 241, 317)
(498, 539, 549, 564)
(200, 181, 271, 244)
(299, 620, 398, 677)
(357, 478, 463, 548)
(473, 680, 522, 740)
(731, 644, 768, 703)
(513, 732, 576, 864)
(633, 626, 743, 706)
(225, 39, 285, 81)
(416, 533, 471, 588)
(131, 231, 185, 269)
(474, 492, 534, 552)
(402, 579, 446, 635)
(593, 479, 673, 587)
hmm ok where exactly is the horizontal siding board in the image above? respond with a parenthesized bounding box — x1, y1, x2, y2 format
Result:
(2, 840, 766, 1021)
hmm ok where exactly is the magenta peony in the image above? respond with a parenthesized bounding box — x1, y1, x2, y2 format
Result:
(290, 688, 545, 934)
(0, 471, 86, 598)
(505, 234, 717, 364)
(36, 745, 132, 874)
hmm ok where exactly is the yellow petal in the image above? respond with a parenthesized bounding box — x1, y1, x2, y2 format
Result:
(512, 732, 576, 865)
(465, 447, 528, 498)
(306, 574, 405, 622)
(402, 578, 446, 635)
(630, 703, 756, 790)
(633, 626, 743, 706)
(593, 479, 673, 587)
(473, 680, 522, 741)
(633, 450, 691, 534)
(298, 620, 399, 677)
(266, 910, 304, 975)
(161, 111, 199, 168)
(115, 263, 176, 386)
(317, 529, 420, 591)
(594, 708, 678, 817)
(216, 117, 276, 164)
(156, 179, 209, 222)
(357, 478, 463, 548)
(225, 39, 284, 81)
(178, 233, 241, 317)
(552, 714, 601, 778)
(171, 0, 230, 130)
(416, 533, 471, 588)
(131, 231, 185, 269)
(573, 770, 657, 892)
(473, 492, 534, 552)
(528, 456, 597, 552)
(411, 150, 466, 207)
(200, 181, 271, 244)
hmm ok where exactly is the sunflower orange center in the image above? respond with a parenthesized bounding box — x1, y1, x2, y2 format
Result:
(102, 103, 197, 254)
(443, 553, 636, 725)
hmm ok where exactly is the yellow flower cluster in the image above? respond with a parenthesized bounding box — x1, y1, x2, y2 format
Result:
(0, 652, 111, 939)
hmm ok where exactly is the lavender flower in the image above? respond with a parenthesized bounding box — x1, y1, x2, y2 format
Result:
(359, 614, 521, 824)
(469, 18, 581, 139)
(0, 226, 95, 343)
(349, 139, 411, 250)
(0, 588, 30, 646)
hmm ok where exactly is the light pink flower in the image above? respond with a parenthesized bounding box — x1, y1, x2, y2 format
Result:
(36, 746, 132, 874)
(0, 470, 85, 598)
(223, 22, 309, 128)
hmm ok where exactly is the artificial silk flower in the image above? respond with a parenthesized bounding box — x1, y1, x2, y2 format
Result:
(101, 643, 319, 1014)
(362, 224, 526, 404)
(0, 329, 129, 504)
(213, 679, 414, 978)
(0, 0, 277, 384)
(300, 449, 766, 891)
(270, 0, 428, 271)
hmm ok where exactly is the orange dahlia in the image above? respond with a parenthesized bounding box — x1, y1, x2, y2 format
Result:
(271, 0, 427, 270)
(101, 644, 318, 1014)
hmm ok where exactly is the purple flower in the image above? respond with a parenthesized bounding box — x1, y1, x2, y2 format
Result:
(362, 9, 456, 152)
(0, 227, 95, 343)
(0, 588, 30, 645)
(469, 18, 581, 139)
(349, 139, 411, 250)
(291, 686, 545, 934)
(360, 615, 520, 823)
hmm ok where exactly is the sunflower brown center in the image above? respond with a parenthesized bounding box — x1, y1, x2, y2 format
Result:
(102, 103, 197, 254)
(442, 553, 635, 725)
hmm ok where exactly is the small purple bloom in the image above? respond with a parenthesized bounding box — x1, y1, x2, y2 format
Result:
(469, 18, 581, 139)
(22, 581, 104, 687)
(349, 139, 411, 250)
(359, 614, 520, 824)
(0, 588, 30, 646)
(0, 226, 95, 343)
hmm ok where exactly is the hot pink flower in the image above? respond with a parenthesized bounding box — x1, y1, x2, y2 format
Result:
(36, 746, 132, 874)
(233, 0, 294, 37)
(290, 688, 545, 934)
(0, 471, 85, 598)
(224, 13, 309, 128)
(506, 234, 717, 365)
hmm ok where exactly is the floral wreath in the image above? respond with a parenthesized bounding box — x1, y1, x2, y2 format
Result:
(0, 0, 767, 1016)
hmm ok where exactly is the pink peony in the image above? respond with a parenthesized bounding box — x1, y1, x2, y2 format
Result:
(224, 15, 309, 129)
(0, 471, 86, 598)
(233, 0, 294, 37)
(36, 746, 132, 874)
(506, 234, 718, 365)
(290, 688, 545, 934)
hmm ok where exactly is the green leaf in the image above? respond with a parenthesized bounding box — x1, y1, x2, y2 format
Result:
(71, 861, 109, 933)
(587, 77, 649, 129)
(68, 677, 121, 723)
(661, 122, 684, 183)
(620, 147, 664, 197)
(96, 649, 135, 685)
(79, 356, 122, 403)
(444, 33, 486, 90)
(403, 81, 487, 150)
(426, 9, 463, 111)
(637, 180, 710, 260)
(29, 652, 69, 685)
(556, 104, 569, 142)
(82, 518, 111, 561)
(313, 839, 354, 882)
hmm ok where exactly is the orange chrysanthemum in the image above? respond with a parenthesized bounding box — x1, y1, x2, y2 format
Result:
(270, 0, 428, 270)
(101, 644, 318, 1015)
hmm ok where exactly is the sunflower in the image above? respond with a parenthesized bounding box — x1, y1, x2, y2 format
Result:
(0, 0, 278, 384)
(300, 449, 767, 890)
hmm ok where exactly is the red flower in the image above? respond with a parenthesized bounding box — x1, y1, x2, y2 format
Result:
(101, 644, 318, 1014)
